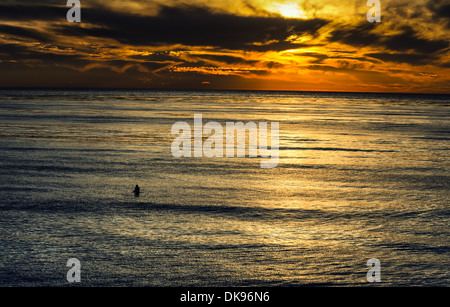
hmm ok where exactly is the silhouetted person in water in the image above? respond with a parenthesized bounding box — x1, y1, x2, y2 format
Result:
(134, 185, 140, 197)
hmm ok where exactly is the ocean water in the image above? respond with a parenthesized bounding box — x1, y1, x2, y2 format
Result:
(0, 89, 448, 287)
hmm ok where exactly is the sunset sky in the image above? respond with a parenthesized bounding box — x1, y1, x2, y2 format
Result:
(0, 0, 449, 93)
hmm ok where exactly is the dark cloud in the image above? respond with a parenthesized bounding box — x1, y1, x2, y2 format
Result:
(427, 0, 450, 28)
(0, 24, 52, 42)
(295, 51, 381, 65)
(108, 59, 172, 72)
(132, 52, 260, 67)
(243, 41, 314, 52)
(328, 23, 448, 57)
(383, 26, 448, 54)
(308, 59, 368, 72)
(0, 42, 175, 74)
(264, 61, 285, 69)
(434, 3, 450, 17)
(365, 52, 435, 65)
(328, 23, 380, 47)
(0, 43, 84, 63)
(0, 3, 65, 21)
(193, 54, 259, 66)
(52, 5, 328, 51)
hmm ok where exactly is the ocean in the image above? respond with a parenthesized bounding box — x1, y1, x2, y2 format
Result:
(0, 89, 448, 286)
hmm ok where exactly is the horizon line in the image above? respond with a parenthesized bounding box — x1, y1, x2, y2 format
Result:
(0, 87, 449, 96)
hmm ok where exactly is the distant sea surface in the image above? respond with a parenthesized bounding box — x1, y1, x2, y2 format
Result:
(0, 89, 448, 286)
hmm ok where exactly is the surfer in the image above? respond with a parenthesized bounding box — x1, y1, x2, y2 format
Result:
(133, 184, 140, 196)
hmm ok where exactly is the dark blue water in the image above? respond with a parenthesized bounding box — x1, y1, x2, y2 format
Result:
(0, 89, 448, 286)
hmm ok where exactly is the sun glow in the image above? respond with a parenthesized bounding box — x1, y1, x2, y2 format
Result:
(271, 2, 306, 18)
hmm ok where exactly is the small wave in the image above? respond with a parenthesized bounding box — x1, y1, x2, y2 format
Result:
(376, 242, 449, 255)
(278, 146, 396, 152)
(412, 136, 450, 141)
